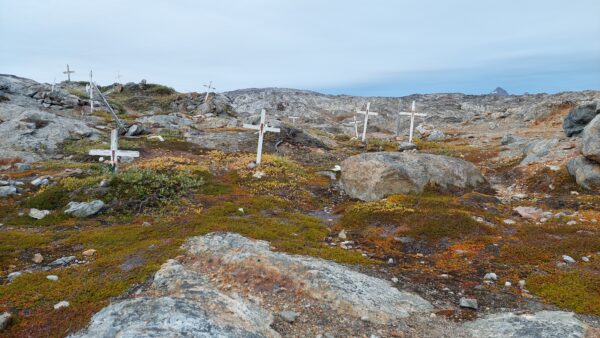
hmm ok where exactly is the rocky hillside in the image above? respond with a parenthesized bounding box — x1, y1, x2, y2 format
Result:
(1, 74, 600, 337)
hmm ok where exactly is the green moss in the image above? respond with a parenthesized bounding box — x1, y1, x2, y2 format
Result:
(528, 271, 600, 316)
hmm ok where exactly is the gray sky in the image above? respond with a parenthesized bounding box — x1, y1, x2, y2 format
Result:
(1, 0, 599, 96)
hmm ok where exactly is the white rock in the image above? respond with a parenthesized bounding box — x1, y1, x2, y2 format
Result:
(504, 281, 512, 287)
(581, 256, 590, 262)
(518, 280, 526, 288)
(7, 271, 22, 282)
(391, 277, 399, 283)
(484, 272, 498, 281)
(562, 255, 576, 264)
(29, 208, 50, 220)
(503, 219, 516, 225)
(53, 301, 70, 310)
(0, 312, 12, 332)
(387, 258, 394, 265)
(566, 220, 577, 225)
(252, 171, 266, 179)
(31, 176, 50, 186)
(32, 253, 44, 264)
(338, 229, 347, 240)
(46, 275, 59, 281)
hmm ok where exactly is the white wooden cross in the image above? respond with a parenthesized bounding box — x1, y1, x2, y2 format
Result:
(89, 129, 140, 173)
(242, 109, 280, 165)
(116, 71, 122, 84)
(203, 81, 216, 101)
(398, 100, 427, 143)
(63, 64, 75, 82)
(289, 116, 299, 125)
(356, 102, 378, 142)
(346, 115, 362, 139)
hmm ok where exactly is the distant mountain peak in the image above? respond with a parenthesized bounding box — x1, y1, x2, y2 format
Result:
(491, 87, 509, 96)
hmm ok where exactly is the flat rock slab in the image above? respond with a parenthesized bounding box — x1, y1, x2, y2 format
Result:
(340, 152, 489, 201)
(184, 233, 433, 323)
(73, 233, 433, 337)
(463, 311, 589, 338)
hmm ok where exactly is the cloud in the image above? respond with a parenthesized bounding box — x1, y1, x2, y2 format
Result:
(1, 0, 598, 95)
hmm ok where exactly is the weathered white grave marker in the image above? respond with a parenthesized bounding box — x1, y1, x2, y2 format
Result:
(289, 116, 299, 125)
(116, 71, 122, 84)
(242, 109, 280, 165)
(203, 81, 216, 101)
(63, 64, 75, 82)
(356, 102, 378, 142)
(398, 100, 427, 143)
(89, 129, 139, 173)
(51, 78, 56, 93)
(346, 115, 362, 139)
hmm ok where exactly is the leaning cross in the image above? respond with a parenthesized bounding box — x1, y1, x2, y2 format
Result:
(398, 100, 427, 143)
(242, 109, 280, 165)
(356, 102, 378, 142)
(203, 81, 216, 101)
(89, 129, 140, 173)
(63, 64, 75, 82)
(288, 116, 299, 125)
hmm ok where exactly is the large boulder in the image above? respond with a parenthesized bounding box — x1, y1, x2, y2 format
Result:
(563, 102, 599, 137)
(340, 152, 489, 201)
(567, 156, 600, 191)
(582, 114, 600, 162)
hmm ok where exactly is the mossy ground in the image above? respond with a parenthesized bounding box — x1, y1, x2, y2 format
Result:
(1, 131, 599, 336)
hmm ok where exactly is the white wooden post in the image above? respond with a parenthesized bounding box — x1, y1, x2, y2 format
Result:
(356, 102, 378, 142)
(398, 100, 427, 143)
(89, 70, 94, 113)
(242, 109, 280, 165)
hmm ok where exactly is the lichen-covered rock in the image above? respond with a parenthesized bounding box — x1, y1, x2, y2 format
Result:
(64, 200, 105, 218)
(0, 109, 97, 162)
(582, 114, 600, 162)
(73, 233, 432, 337)
(463, 311, 588, 338)
(567, 156, 600, 190)
(340, 152, 489, 201)
(185, 233, 432, 323)
(563, 102, 599, 137)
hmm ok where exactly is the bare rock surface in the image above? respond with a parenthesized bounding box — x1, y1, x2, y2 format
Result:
(564, 102, 599, 137)
(567, 156, 600, 190)
(340, 152, 489, 201)
(463, 311, 589, 338)
(73, 233, 433, 337)
(582, 114, 600, 162)
(0, 109, 97, 162)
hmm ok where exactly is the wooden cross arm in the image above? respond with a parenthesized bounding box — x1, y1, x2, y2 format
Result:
(357, 110, 378, 116)
(242, 123, 260, 130)
(264, 127, 280, 133)
(398, 112, 427, 117)
(89, 150, 140, 157)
